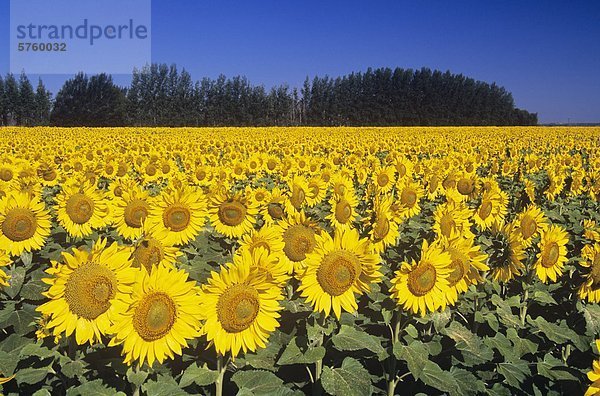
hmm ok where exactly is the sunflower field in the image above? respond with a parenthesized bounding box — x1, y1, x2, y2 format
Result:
(1, 126, 600, 396)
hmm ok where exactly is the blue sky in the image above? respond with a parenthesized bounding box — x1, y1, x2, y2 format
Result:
(1, 0, 599, 123)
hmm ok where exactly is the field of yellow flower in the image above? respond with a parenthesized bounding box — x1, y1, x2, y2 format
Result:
(0, 126, 599, 395)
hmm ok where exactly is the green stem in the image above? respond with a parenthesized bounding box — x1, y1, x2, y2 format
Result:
(313, 314, 326, 395)
(387, 311, 402, 396)
(215, 354, 227, 396)
(520, 288, 529, 326)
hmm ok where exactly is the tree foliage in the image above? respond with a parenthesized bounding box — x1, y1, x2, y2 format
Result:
(1, 65, 538, 126)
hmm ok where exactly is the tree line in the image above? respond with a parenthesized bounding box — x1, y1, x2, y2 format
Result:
(0, 65, 537, 127)
(0, 73, 52, 126)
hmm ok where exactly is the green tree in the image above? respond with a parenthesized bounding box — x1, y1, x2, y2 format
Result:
(34, 79, 52, 125)
(18, 73, 36, 126)
(4, 73, 20, 125)
(51, 73, 126, 126)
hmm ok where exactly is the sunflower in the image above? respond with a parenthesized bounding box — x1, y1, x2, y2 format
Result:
(238, 225, 286, 267)
(277, 211, 321, 273)
(192, 164, 213, 187)
(440, 233, 489, 306)
(208, 191, 257, 239)
(391, 180, 424, 221)
(0, 162, 17, 183)
(425, 171, 444, 200)
(486, 222, 526, 283)
(200, 258, 283, 358)
(285, 176, 309, 213)
(111, 186, 153, 240)
(515, 205, 549, 247)
(246, 186, 270, 209)
(472, 190, 507, 231)
(37, 239, 138, 345)
(372, 166, 396, 194)
(326, 192, 358, 231)
(147, 186, 207, 245)
(524, 179, 537, 203)
(534, 225, 569, 283)
(56, 182, 110, 238)
(306, 177, 327, 207)
(297, 228, 381, 319)
(368, 196, 399, 253)
(0, 250, 10, 287)
(394, 157, 414, 181)
(260, 187, 287, 226)
(36, 162, 60, 187)
(432, 201, 474, 239)
(131, 236, 182, 272)
(235, 246, 290, 288)
(584, 220, 600, 242)
(454, 171, 480, 200)
(0, 191, 51, 257)
(139, 160, 162, 183)
(578, 243, 600, 303)
(390, 239, 452, 317)
(545, 170, 565, 201)
(108, 266, 203, 367)
(329, 173, 354, 198)
(586, 355, 600, 396)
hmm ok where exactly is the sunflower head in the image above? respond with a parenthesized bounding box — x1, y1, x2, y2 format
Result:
(297, 228, 381, 318)
(109, 266, 203, 367)
(201, 258, 283, 357)
(37, 238, 138, 345)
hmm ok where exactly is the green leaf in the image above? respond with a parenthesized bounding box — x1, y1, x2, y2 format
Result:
(179, 363, 218, 388)
(0, 350, 18, 376)
(393, 340, 429, 378)
(497, 360, 530, 387)
(536, 353, 579, 382)
(450, 367, 486, 395)
(15, 367, 50, 386)
(532, 290, 558, 306)
(126, 367, 149, 387)
(580, 303, 600, 336)
(491, 294, 521, 328)
(19, 342, 58, 360)
(484, 313, 500, 332)
(0, 301, 16, 327)
(431, 309, 451, 332)
(3, 266, 26, 298)
(20, 251, 33, 268)
(405, 324, 418, 339)
(142, 377, 187, 396)
(331, 325, 387, 360)
(419, 361, 460, 394)
(61, 360, 87, 378)
(9, 304, 37, 335)
(444, 322, 493, 366)
(232, 370, 288, 395)
(321, 357, 372, 396)
(0, 333, 29, 355)
(506, 328, 537, 358)
(528, 316, 587, 351)
(20, 268, 47, 301)
(484, 333, 514, 361)
(487, 383, 512, 396)
(244, 339, 283, 370)
(277, 337, 326, 365)
(67, 379, 127, 396)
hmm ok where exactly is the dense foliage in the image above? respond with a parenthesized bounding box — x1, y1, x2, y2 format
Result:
(0, 73, 52, 126)
(0, 126, 597, 396)
(0, 66, 537, 127)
